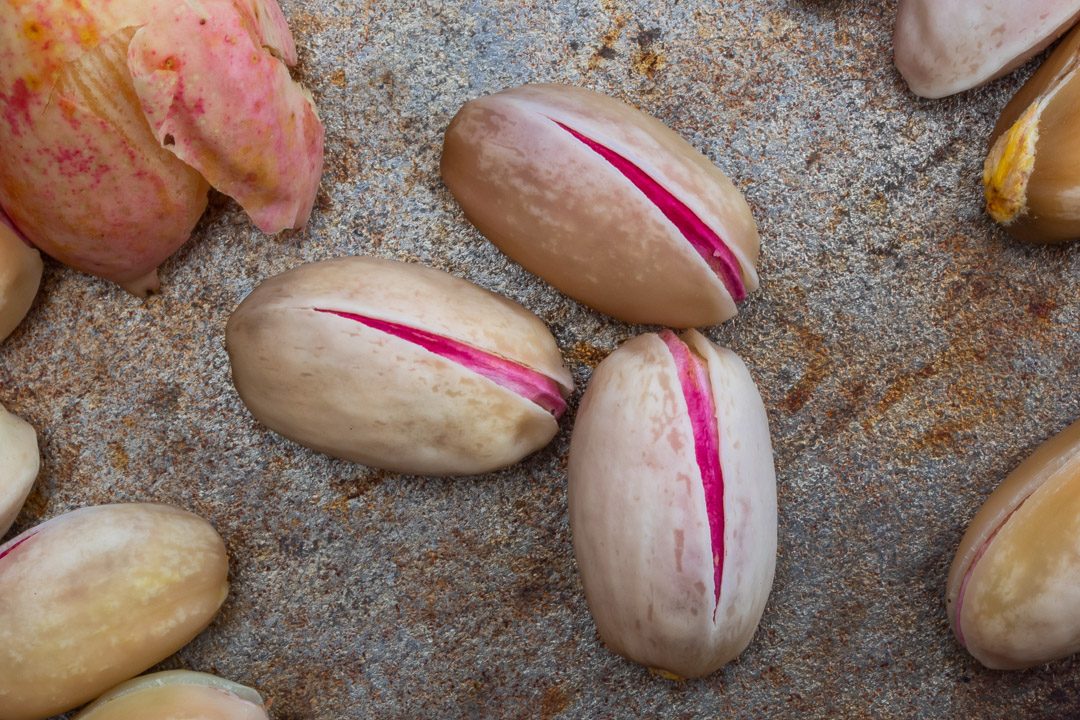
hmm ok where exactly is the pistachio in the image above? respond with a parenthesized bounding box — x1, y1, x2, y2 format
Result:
(0, 402, 39, 538)
(947, 419, 1080, 669)
(441, 84, 760, 328)
(74, 671, 268, 720)
(0, 213, 42, 342)
(0, 504, 229, 720)
(894, 0, 1080, 98)
(568, 330, 776, 678)
(226, 257, 574, 475)
(984, 23, 1080, 243)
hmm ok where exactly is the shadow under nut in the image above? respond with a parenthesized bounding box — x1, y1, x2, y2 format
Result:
(0, 504, 230, 720)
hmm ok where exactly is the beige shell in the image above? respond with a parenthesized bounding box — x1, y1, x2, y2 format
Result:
(74, 671, 268, 720)
(0, 219, 42, 342)
(441, 84, 759, 328)
(226, 257, 573, 476)
(947, 419, 1080, 669)
(0, 504, 230, 720)
(568, 330, 776, 678)
(0, 402, 39, 538)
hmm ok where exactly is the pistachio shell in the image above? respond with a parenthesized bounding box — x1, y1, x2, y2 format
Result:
(947, 419, 1080, 669)
(0, 402, 38, 538)
(0, 214, 41, 342)
(894, 0, 1080, 98)
(984, 23, 1080, 243)
(442, 84, 760, 328)
(568, 330, 776, 678)
(74, 671, 268, 720)
(0, 504, 230, 720)
(226, 257, 574, 476)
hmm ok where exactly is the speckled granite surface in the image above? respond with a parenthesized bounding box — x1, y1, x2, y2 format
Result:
(2, 1, 1079, 718)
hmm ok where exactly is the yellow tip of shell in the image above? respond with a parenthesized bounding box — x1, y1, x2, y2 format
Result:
(983, 103, 1040, 225)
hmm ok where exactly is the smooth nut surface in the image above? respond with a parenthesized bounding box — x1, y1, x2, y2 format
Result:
(74, 671, 268, 720)
(0, 402, 39, 538)
(893, 0, 1080, 98)
(0, 504, 230, 720)
(0, 216, 42, 342)
(226, 256, 574, 476)
(947, 419, 1080, 669)
(568, 330, 776, 678)
(442, 83, 760, 328)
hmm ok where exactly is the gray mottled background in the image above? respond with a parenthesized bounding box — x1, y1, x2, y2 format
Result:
(2, 0, 1079, 718)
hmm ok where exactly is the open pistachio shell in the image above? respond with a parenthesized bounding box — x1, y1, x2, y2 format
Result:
(0, 504, 229, 720)
(74, 671, 268, 720)
(0, 402, 39, 538)
(0, 214, 42, 342)
(947, 419, 1080, 669)
(894, 0, 1080, 98)
(984, 23, 1080, 243)
(442, 84, 760, 328)
(568, 330, 776, 678)
(226, 257, 574, 476)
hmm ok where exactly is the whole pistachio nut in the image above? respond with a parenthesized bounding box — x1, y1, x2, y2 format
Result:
(0, 504, 229, 720)
(441, 84, 760, 328)
(226, 257, 574, 476)
(947, 419, 1080, 669)
(894, 0, 1080, 98)
(0, 402, 38, 538)
(74, 671, 268, 720)
(0, 0, 324, 296)
(984, 23, 1080, 243)
(0, 211, 42, 342)
(568, 330, 776, 678)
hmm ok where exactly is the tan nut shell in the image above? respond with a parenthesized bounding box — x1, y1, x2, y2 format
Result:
(568, 331, 776, 678)
(226, 257, 573, 476)
(0, 219, 42, 342)
(0, 402, 39, 538)
(947, 419, 1080, 669)
(442, 84, 759, 328)
(0, 504, 230, 720)
(74, 671, 268, 720)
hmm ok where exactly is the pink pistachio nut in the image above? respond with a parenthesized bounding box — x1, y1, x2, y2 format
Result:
(0, 0, 324, 296)
(0, 504, 230, 720)
(894, 0, 1080, 98)
(73, 671, 269, 720)
(568, 330, 776, 678)
(947, 418, 1080, 670)
(225, 257, 574, 476)
(0, 402, 39, 538)
(441, 84, 760, 328)
(0, 212, 42, 342)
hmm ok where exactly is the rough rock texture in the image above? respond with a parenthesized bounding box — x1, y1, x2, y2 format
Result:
(0, 1, 1078, 718)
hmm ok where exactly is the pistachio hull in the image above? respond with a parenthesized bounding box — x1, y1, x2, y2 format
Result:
(568, 331, 776, 678)
(947, 419, 1080, 669)
(984, 23, 1080, 244)
(74, 671, 268, 720)
(0, 504, 230, 720)
(226, 257, 574, 476)
(442, 84, 760, 328)
(0, 215, 42, 342)
(894, 0, 1080, 98)
(0, 403, 39, 538)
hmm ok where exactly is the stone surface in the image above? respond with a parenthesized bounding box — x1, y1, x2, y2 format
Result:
(1, 0, 1078, 718)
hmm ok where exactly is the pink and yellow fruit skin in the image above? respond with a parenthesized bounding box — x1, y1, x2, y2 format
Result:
(0, 0, 324, 296)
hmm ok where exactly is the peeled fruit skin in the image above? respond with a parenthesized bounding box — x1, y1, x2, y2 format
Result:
(0, 215, 42, 342)
(0, 402, 39, 538)
(947, 419, 1080, 669)
(74, 671, 269, 720)
(0, 0, 324, 296)
(893, 0, 1080, 98)
(226, 257, 574, 476)
(441, 84, 760, 328)
(984, 23, 1080, 244)
(0, 504, 230, 720)
(568, 330, 777, 678)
